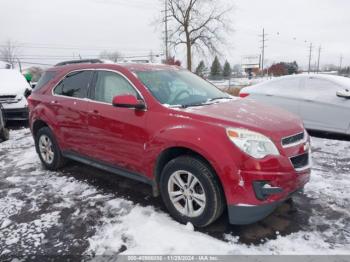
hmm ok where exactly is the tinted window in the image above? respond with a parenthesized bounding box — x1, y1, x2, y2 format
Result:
(54, 71, 93, 98)
(93, 71, 138, 103)
(33, 71, 56, 92)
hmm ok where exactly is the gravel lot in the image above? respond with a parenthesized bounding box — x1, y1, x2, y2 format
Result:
(0, 129, 349, 257)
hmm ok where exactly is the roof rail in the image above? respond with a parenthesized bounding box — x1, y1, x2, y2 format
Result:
(55, 59, 104, 67)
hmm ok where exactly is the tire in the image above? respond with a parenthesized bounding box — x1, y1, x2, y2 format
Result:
(0, 128, 9, 141)
(160, 156, 225, 227)
(35, 127, 66, 170)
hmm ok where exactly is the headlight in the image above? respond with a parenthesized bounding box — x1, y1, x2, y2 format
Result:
(226, 128, 280, 159)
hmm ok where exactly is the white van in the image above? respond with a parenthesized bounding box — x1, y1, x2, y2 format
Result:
(0, 69, 31, 123)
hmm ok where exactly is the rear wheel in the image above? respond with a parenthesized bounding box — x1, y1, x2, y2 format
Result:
(35, 127, 66, 170)
(0, 128, 9, 141)
(160, 156, 225, 227)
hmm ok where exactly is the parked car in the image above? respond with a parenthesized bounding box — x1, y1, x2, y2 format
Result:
(239, 74, 350, 135)
(0, 103, 9, 141)
(0, 69, 32, 125)
(28, 61, 311, 227)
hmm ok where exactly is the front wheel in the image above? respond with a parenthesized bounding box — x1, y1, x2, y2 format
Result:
(160, 156, 225, 227)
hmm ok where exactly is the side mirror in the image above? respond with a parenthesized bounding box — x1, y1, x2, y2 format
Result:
(336, 89, 350, 99)
(112, 94, 146, 110)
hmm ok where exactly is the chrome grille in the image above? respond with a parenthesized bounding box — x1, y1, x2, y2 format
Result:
(281, 131, 305, 148)
(0, 95, 16, 103)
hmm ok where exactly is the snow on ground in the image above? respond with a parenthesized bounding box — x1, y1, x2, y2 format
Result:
(0, 129, 349, 256)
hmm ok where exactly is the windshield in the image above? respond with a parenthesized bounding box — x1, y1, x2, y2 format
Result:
(135, 69, 230, 107)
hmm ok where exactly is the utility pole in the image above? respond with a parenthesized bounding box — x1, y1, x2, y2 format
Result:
(164, 0, 169, 61)
(339, 55, 343, 73)
(259, 28, 268, 76)
(316, 46, 321, 74)
(308, 42, 313, 74)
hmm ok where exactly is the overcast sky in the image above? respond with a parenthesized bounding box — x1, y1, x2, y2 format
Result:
(0, 0, 349, 69)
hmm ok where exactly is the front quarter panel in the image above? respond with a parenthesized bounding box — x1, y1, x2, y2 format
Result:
(144, 110, 242, 202)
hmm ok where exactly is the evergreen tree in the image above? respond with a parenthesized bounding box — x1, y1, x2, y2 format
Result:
(210, 56, 222, 78)
(195, 61, 206, 77)
(287, 61, 298, 75)
(223, 60, 232, 78)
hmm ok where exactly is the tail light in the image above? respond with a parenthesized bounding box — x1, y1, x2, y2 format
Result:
(239, 93, 249, 98)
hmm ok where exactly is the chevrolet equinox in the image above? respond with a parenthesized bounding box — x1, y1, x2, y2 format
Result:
(28, 61, 311, 227)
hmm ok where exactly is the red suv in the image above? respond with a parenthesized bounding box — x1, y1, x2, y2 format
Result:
(28, 61, 311, 227)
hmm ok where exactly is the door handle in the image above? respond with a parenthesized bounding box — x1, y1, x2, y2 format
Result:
(50, 100, 59, 104)
(90, 109, 100, 115)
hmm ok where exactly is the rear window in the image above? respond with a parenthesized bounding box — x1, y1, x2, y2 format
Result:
(54, 70, 93, 98)
(33, 71, 56, 92)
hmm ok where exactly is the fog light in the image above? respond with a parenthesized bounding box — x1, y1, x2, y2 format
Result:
(253, 181, 283, 200)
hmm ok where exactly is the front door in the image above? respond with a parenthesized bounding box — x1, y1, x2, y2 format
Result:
(299, 76, 349, 133)
(87, 70, 149, 175)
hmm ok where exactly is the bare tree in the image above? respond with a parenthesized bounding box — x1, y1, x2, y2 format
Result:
(99, 50, 123, 63)
(167, 0, 233, 71)
(0, 40, 19, 68)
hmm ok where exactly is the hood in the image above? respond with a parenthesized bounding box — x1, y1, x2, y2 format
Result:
(0, 69, 30, 96)
(179, 98, 304, 141)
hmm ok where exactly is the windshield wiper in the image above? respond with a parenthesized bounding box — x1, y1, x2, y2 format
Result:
(180, 101, 211, 108)
(207, 96, 231, 102)
(181, 97, 232, 108)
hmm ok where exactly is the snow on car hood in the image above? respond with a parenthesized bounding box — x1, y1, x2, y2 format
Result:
(180, 98, 304, 139)
(0, 69, 30, 96)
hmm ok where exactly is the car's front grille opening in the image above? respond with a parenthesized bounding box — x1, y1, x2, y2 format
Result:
(282, 132, 305, 147)
(290, 152, 309, 171)
(3, 108, 28, 121)
(0, 95, 17, 103)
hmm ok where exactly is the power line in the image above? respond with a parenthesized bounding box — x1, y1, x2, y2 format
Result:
(0, 53, 164, 62)
(0, 43, 162, 53)
(96, 0, 158, 9)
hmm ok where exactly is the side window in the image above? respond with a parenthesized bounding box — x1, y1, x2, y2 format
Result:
(33, 71, 56, 92)
(261, 78, 301, 96)
(93, 71, 138, 104)
(306, 77, 341, 90)
(304, 77, 343, 100)
(54, 71, 93, 98)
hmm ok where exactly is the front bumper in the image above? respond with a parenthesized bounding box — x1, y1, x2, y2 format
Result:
(3, 107, 29, 121)
(222, 129, 311, 225)
(228, 187, 304, 225)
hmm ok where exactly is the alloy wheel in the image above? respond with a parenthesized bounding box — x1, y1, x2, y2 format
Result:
(167, 170, 206, 217)
(38, 135, 54, 164)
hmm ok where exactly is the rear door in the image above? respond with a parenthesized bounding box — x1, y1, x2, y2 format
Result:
(299, 76, 349, 133)
(87, 70, 148, 175)
(52, 70, 93, 155)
